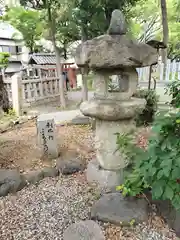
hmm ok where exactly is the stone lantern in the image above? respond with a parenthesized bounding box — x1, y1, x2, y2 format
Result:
(75, 10, 158, 188)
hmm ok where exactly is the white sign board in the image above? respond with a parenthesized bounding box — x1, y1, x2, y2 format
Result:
(37, 118, 58, 159)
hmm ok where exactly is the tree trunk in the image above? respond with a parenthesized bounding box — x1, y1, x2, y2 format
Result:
(81, 25, 88, 101)
(160, 0, 169, 65)
(81, 68, 88, 101)
(104, 3, 120, 27)
(105, 7, 114, 26)
(47, 3, 66, 108)
(63, 46, 67, 60)
(0, 74, 9, 113)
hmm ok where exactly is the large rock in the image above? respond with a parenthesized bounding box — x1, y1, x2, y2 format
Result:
(42, 167, 59, 178)
(56, 158, 86, 175)
(86, 159, 124, 189)
(91, 193, 148, 225)
(80, 98, 146, 121)
(63, 220, 105, 240)
(0, 169, 25, 196)
(75, 35, 157, 70)
(24, 170, 44, 185)
(0, 121, 11, 133)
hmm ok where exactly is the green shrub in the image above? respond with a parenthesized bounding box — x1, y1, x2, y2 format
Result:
(133, 89, 159, 126)
(165, 80, 180, 108)
(117, 110, 180, 210)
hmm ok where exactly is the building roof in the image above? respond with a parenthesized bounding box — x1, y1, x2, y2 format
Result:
(0, 21, 23, 40)
(28, 53, 57, 65)
(5, 62, 22, 73)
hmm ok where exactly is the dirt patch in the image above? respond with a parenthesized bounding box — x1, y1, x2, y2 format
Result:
(0, 120, 151, 173)
(0, 120, 94, 172)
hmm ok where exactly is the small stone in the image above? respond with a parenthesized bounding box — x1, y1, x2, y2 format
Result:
(0, 183, 11, 197)
(56, 158, 86, 175)
(63, 220, 105, 240)
(0, 169, 25, 196)
(71, 116, 91, 125)
(19, 116, 29, 124)
(0, 122, 11, 133)
(28, 115, 36, 120)
(42, 167, 59, 178)
(107, 9, 127, 35)
(91, 193, 148, 225)
(24, 170, 44, 184)
(12, 119, 19, 125)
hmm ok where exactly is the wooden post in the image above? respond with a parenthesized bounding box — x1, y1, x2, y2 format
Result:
(11, 73, 22, 116)
(37, 117, 59, 159)
(81, 67, 88, 101)
(38, 68, 44, 98)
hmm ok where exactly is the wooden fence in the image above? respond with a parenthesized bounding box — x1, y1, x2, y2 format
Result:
(137, 59, 180, 87)
(3, 60, 180, 114)
(4, 66, 61, 108)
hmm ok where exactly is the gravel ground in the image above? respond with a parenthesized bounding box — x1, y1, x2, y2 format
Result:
(0, 173, 177, 240)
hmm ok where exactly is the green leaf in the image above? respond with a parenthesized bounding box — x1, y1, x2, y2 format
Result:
(175, 157, 180, 165)
(140, 163, 152, 173)
(172, 195, 180, 210)
(152, 180, 166, 199)
(163, 167, 171, 178)
(168, 141, 174, 150)
(149, 167, 157, 176)
(171, 167, 180, 180)
(160, 158, 173, 168)
(152, 125, 161, 133)
(157, 170, 164, 179)
(164, 185, 174, 200)
(161, 141, 167, 151)
(116, 185, 124, 191)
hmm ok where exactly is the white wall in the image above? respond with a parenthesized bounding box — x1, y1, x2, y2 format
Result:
(5, 0, 20, 6)
(0, 39, 21, 46)
(0, 38, 27, 62)
(21, 46, 29, 64)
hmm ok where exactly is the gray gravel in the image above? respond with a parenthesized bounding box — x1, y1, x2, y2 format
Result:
(0, 175, 176, 240)
(0, 175, 97, 240)
(135, 223, 175, 240)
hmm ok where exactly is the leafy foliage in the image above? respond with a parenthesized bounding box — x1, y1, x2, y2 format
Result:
(0, 52, 10, 70)
(2, 7, 43, 52)
(115, 131, 143, 166)
(73, 0, 140, 40)
(18, 0, 141, 56)
(8, 0, 180, 60)
(165, 80, 180, 108)
(128, 0, 180, 60)
(133, 89, 159, 126)
(117, 110, 180, 210)
(43, 2, 79, 58)
(19, 0, 79, 56)
(128, 0, 161, 42)
(167, 0, 180, 60)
